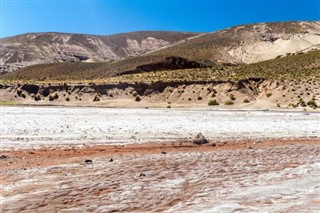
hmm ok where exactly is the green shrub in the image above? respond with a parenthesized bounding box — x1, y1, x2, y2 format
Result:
(243, 98, 250, 103)
(266, 93, 272, 97)
(34, 94, 41, 101)
(48, 95, 55, 101)
(288, 103, 298, 108)
(135, 96, 141, 102)
(17, 89, 22, 97)
(225, 100, 234, 105)
(307, 99, 318, 108)
(298, 98, 307, 107)
(93, 95, 100, 102)
(230, 94, 236, 100)
(208, 99, 219, 106)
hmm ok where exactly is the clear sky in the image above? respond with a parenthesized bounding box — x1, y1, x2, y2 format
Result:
(1, 0, 319, 38)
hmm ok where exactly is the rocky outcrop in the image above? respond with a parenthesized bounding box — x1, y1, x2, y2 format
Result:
(118, 56, 212, 75)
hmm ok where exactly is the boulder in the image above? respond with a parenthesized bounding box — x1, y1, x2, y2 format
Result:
(193, 133, 209, 145)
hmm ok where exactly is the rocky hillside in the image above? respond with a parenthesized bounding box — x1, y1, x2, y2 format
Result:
(146, 21, 320, 64)
(1, 21, 319, 77)
(0, 31, 198, 73)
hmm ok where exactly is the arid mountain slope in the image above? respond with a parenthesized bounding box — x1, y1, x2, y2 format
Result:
(0, 31, 198, 73)
(146, 21, 320, 64)
(1, 21, 319, 77)
(1, 49, 319, 82)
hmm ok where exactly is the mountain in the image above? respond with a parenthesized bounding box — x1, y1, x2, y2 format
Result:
(0, 31, 199, 73)
(1, 21, 319, 81)
(145, 21, 320, 64)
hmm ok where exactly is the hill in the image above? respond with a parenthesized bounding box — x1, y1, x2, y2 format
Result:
(0, 21, 320, 79)
(0, 31, 198, 73)
(1, 50, 319, 83)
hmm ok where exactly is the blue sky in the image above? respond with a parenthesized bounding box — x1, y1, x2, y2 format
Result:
(1, 0, 319, 38)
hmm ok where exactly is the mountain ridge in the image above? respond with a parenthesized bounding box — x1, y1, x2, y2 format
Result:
(0, 31, 199, 73)
(1, 21, 319, 76)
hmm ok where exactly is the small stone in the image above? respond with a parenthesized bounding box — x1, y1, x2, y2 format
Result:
(139, 173, 146, 177)
(0, 155, 8, 159)
(84, 159, 93, 164)
(193, 133, 209, 145)
(109, 158, 113, 162)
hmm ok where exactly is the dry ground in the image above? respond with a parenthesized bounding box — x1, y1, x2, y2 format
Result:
(1, 107, 319, 212)
(1, 139, 320, 212)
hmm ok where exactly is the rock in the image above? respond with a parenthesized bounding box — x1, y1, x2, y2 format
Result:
(193, 133, 209, 145)
(139, 173, 146, 177)
(161, 151, 167, 154)
(84, 159, 93, 164)
(135, 96, 141, 102)
(109, 158, 113, 162)
(0, 155, 8, 159)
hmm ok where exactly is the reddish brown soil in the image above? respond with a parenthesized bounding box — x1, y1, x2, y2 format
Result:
(1, 138, 318, 170)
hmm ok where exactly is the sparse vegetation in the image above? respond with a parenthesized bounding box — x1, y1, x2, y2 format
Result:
(93, 95, 100, 102)
(17, 89, 22, 96)
(0, 101, 19, 106)
(243, 98, 250, 103)
(288, 103, 298, 108)
(225, 100, 234, 105)
(48, 95, 55, 101)
(230, 94, 236, 100)
(307, 97, 318, 108)
(1, 50, 319, 84)
(266, 93, 272, 97)
(298, 98, 307, 107)
(53, 93, 59, 99)
(135, 96, 141, 102)
(208, 99, 219, 106)
(34, 94, 41, 101)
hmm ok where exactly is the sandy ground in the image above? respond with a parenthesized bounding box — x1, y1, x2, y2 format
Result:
(1, 106, 320, 212)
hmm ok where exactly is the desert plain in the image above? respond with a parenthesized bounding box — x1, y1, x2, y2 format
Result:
(1, 21, 320, 212)
(1, 106, 320, 212)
